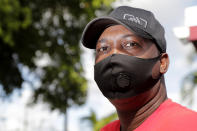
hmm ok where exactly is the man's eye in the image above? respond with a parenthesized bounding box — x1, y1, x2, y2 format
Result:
(123, 42, 140, 49)
(97, 46, 108, 52)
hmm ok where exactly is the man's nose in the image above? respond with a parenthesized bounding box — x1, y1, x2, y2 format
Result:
(109, 40, 122, 55)
(110, 46, 122, 55)
(111, 48, 118, 54)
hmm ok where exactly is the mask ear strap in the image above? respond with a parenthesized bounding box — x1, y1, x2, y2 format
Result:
(151, 53, 162, 61)
(156, 53, 162, 60)
(158, 53, 164, 78)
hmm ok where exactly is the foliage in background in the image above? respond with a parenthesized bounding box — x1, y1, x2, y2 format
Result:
(0, 0, 114, 112)
(181, 70, 197, 106)
(81, 110, 117, 131)
(181, 47, 197, 107)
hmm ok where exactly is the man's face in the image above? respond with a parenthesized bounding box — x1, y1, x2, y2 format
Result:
(95, 25, 160, 64)
(93, 25, 169, 109)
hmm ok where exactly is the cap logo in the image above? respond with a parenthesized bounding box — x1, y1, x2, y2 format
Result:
(123, 14, 148, 28)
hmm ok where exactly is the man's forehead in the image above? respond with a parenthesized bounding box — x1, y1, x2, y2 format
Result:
(98, 25, 154, 43)
(99, 25, 139, 40)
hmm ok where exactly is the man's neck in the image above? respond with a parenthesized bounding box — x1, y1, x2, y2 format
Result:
(110, 80, 167, 131)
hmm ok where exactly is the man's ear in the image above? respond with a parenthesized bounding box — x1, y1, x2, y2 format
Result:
(160, 53, 169, 74)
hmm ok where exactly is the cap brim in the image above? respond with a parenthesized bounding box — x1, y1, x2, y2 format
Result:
(81, 17, 152, 49)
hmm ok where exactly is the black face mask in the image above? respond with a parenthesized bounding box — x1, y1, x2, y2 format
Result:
(94, 54, 161, 99)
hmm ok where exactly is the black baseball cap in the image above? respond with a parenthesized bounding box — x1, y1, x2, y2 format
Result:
(81, 6, 166, 53)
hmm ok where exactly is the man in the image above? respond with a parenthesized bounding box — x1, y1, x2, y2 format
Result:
(81, 6, 197, 131)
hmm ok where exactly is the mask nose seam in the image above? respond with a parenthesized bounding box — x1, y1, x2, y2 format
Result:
(110, 54, 117, 91)
(110, 54, 115, 74)
(110, 54, 114, 76)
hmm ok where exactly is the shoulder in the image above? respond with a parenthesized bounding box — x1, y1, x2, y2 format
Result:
(100, 120, 120, 131)
(165, 99, 197, 129)
(163, 99, 197, 119)
(137, 99, 197, 131)
(151, 99, 197, 118)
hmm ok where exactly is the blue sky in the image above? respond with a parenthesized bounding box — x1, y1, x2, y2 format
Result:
(1, 0, 197, 131)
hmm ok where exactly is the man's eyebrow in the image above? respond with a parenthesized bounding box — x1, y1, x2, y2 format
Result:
(97, 38, 107, 43)
(97, 34, 136, 44)
(121, 34, 135, 38)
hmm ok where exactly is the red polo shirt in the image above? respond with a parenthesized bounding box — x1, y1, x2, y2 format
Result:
(101, 99, 197, 131)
